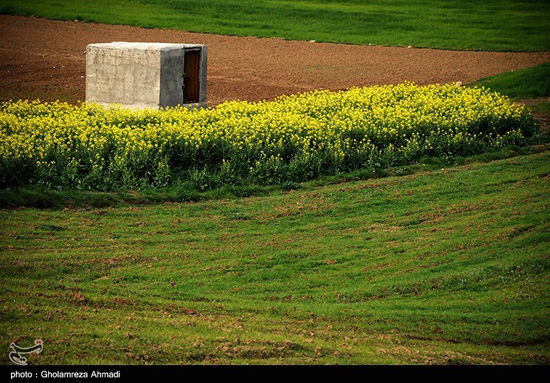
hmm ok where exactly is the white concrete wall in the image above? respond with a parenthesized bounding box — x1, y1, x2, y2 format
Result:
(86, 42, 207, 110)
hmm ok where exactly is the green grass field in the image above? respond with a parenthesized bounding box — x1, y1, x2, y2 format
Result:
(471, 63, 550, 100)
(1, 148, 549, 364)
(1, 0, 549, 51)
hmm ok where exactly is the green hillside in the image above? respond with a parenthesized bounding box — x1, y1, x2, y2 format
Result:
(1, 150, 549, 364)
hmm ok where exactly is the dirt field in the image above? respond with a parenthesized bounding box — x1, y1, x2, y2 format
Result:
(1, 14, 549, 106)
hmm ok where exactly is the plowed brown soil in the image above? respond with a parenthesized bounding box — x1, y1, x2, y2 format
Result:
(1, 14, 549, 106)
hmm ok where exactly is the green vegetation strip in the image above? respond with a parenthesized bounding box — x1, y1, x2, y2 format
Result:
(1, 150, 549, 364)
(1, 0, 549, 51)
(470, 63, 550, 100)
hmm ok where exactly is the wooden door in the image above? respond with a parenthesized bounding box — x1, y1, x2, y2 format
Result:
(183, 50, 200, 103)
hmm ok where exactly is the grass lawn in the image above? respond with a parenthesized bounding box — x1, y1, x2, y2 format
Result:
(1, 148, 549, 364)
(471, 63, 550, 100)
(1, 0, 549, 51)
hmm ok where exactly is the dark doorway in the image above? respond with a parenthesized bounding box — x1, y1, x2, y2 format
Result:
(183, 50, 200, 103)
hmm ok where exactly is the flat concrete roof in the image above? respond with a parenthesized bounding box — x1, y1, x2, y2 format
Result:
(87, 42, 204, 51)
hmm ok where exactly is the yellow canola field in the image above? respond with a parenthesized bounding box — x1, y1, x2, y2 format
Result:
(0, 83, 535, 190)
